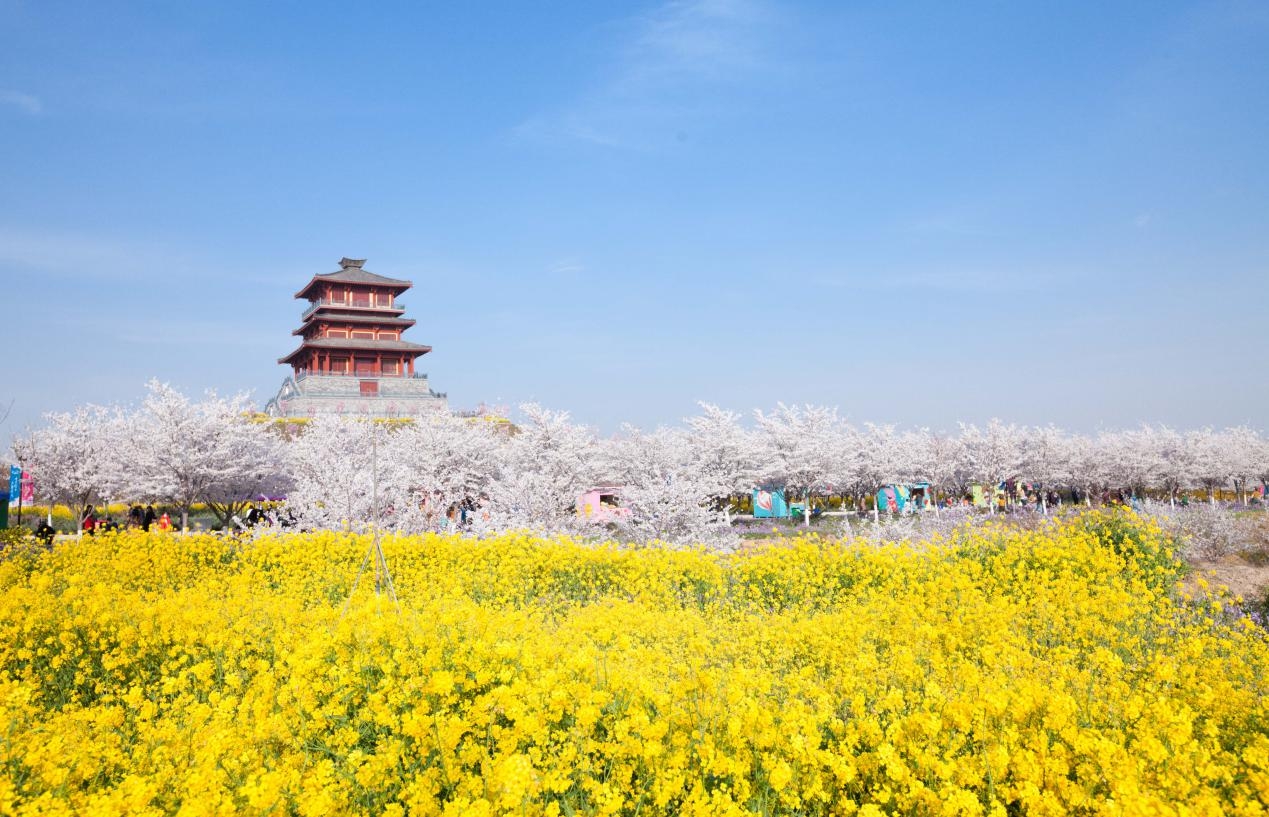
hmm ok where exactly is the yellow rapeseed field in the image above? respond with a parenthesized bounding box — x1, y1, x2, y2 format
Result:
(0, 513, 1266, 816)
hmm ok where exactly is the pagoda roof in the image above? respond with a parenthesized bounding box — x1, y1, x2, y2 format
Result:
(293, 313, 417, 335)
(278, 337, 433, 365)
(295, 258, 412, 299)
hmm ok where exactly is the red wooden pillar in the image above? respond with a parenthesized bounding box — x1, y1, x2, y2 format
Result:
(408, 357, 414, 376)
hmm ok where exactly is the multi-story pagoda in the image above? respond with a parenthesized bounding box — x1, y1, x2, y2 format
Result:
(265, 258, 447, 417)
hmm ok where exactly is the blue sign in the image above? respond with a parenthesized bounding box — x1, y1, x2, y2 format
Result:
(8, 466, 19, 503)
(753, 487, 791, 519)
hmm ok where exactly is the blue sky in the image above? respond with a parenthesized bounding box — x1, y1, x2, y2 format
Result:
(2, 0, 1267, 436)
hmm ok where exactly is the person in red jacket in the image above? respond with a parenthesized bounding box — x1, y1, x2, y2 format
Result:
(81, 506, 97, 536)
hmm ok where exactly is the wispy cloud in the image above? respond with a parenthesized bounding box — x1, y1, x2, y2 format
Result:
(811, 267, 1066, 294)
(901, 212, 1001, 239)
(0, 224, 225, 285)
(547, 260, 587, 277)
(0, 90, 42, 115)
(0, 226, 188, 281)
(622, 0, 771, 85)
(48, 311, 278, 348)
(514, 0, 784, 150)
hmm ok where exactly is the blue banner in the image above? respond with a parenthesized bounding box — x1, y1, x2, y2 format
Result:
(8, 466, 19, 503)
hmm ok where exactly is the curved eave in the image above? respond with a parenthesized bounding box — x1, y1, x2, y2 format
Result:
(279, 340, 433, 365)
(295, 275, 412, 300)
(292, 316, 417, 335)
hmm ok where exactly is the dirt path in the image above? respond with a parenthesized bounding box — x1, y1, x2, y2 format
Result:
(1186, 554, 1269, 602)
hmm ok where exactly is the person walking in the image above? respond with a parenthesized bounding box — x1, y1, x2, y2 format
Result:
(143, 505, 156, 532)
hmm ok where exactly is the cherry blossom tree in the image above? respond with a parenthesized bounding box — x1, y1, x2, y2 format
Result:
(852, 423, 913, 519)
(908, 429, 968, 514)
(958, 419, 1027, 513)
(1017, 425, 1069, 512)
(1253, 433, 1269, 505)
(1187, 428, 1234, 505)
(684, 403, 761, 522)
(753, 404, 849, 525)
(395, 412, 504, 530)
(1148, 425, 1192, 507)
(1099, 427, 1158, 502)
(483, 404, 597, 532)
(10, 404, 123, 530)
(283, 415, 425, 532)
(1224, 426, 1264, 505)
(605, 425, 734, 546)
(121, 380, 284, 531)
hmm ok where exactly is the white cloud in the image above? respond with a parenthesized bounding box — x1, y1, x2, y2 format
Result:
(623, 0, 770, 85)
(0, 229, 148, 277)
(811, 267, 1066, 294)
(513, 0, 782, 150)
(0, 225, 296, 292)
(0, 90, 42, 115)
(901, 212, 1000, 238)
(547, 259, 588, 277)
(0, 226, 183, 281)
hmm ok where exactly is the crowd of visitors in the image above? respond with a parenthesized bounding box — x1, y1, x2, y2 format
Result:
(79, 504, 170, 535)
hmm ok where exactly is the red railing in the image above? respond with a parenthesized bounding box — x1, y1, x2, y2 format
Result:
(301, 298, 405, 320)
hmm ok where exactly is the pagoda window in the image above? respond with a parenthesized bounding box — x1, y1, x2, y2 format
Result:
(379, 331, 398, 340)
(384, 359, 400, 375)
(355, 356, 376, 375)
(352, 288, 370, 307)
(327, 329, 348, 338)
(351, 330, 374, 339)
(331, 356, 349, 374)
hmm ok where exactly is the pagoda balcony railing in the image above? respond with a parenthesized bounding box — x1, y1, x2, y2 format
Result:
(295, 370, 430, 382)
(301, 298, 407, 320)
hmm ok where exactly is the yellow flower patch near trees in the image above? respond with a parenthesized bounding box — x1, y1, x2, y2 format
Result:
(0, 512, 1266, 816)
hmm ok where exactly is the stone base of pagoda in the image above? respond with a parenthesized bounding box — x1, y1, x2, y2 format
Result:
(264, 373, 448, 418)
